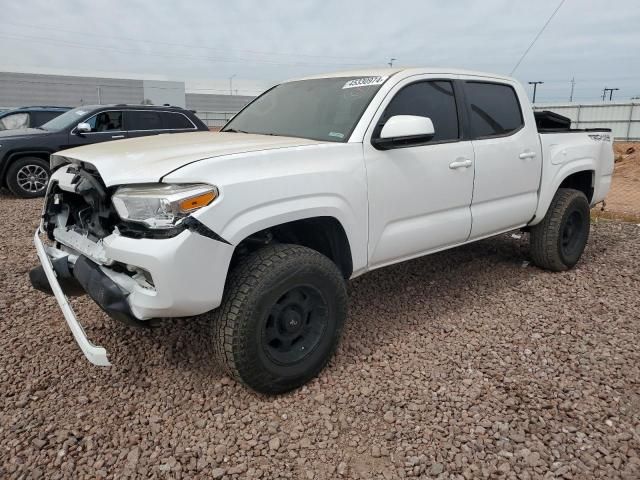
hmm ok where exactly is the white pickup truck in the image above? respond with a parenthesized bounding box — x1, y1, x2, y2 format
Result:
(30, 68, 614, 393)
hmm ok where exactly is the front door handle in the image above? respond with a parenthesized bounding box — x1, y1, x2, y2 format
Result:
(519, 151, 537, 159)
(449, 158, 473, 169)
(111, 135, 125, 139)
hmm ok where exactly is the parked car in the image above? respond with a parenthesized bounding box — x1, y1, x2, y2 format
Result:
(0, 105, 208, 197)
(0, 106, 70, 131)
(30, 68, 614, 393)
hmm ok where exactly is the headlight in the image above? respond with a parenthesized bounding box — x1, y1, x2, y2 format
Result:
(111, 183, 218, 229)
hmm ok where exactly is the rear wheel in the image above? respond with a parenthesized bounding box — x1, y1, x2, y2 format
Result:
(6, 157, 50, 198)
(530, 188, 590, 271)
(212, 244, 347, 394)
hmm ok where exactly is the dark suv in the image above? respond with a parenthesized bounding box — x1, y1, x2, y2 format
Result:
(0, 106, 70, 131)
(0, 105, 209, 197)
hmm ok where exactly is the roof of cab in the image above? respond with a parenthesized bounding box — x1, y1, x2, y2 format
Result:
(289, 67, 515, 83)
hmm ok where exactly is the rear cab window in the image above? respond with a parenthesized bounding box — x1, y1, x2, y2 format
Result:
(464, 82, 523, 138)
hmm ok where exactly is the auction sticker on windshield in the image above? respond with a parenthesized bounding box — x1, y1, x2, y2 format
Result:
(342, 76, 387, 89)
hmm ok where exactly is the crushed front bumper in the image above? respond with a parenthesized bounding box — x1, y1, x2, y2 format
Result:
(33, 230, 111, 366)
(32, 224, 234, 366)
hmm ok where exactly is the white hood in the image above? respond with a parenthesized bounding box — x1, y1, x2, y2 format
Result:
(51, 131, 325, 187)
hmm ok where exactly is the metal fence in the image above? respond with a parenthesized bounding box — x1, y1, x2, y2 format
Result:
(194, 111, 237, 128)
(533, 102, 640, 141)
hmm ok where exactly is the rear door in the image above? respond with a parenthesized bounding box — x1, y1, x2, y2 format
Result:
(66, 110, 127, 148)
(364, 77, 475, 268)
(463, 80, 542, 239)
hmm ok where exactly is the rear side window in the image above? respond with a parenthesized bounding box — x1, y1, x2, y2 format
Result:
(378, 80, 459, 143)
(32, 111, 63, 127)
(162, 112, 194, 129)
(0, 112, 30, 130)
(465, 82, 523, 138)
(127, 111, 162, 131)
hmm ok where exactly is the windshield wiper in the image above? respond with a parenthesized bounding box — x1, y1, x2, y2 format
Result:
(222, 128, 249, 133)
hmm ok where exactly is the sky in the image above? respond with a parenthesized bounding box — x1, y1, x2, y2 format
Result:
(1, 0, 639, 102)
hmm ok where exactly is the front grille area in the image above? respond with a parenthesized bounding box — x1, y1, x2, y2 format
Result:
(44, 167, 119, 242)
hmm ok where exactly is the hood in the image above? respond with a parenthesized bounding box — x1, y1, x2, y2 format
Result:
(51, 131, 326, 187)
(0, 128, 52, 140)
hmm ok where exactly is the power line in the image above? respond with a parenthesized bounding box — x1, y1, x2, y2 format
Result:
(0, 33, 375, 68)
(0, 20, 371, 63)
(510, 0, 567, 75)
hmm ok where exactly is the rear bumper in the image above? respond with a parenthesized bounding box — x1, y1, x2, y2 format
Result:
(33, 230, 111, 366)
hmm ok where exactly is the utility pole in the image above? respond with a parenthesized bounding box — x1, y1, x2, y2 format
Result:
(603, 87, 620, 101)
(97, 86, 102, 104)
(569, 77, 575, 102)
(388, 58, 397, 68)
(229, 74, 236, 95)
(528, 81, 544, 103)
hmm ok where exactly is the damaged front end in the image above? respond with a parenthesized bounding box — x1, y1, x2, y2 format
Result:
(31, 161, 232, 366)
(32, 164, 155, 327)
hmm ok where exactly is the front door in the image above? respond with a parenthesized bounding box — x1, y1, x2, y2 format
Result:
(364, 78, 475, 268)
(67, 110, 127, 148)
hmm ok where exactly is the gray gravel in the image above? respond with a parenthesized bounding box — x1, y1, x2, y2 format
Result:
(1, 192, 639, 479)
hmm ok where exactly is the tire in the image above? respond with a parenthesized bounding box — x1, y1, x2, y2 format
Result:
(6, 156, 50, 198)
(530, 188, 590, 271)
(212, 244, 347, 394)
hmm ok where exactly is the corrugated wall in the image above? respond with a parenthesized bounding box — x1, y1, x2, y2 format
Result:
(533, 102, 640, 140)
(186, 93, 254, 112)
(0, 72, 144, 107)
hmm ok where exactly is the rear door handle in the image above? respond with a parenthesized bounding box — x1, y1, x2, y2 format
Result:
(111, 135, 125, 139)
(449, 158, 473, 169)
(519, 151, 537, 159)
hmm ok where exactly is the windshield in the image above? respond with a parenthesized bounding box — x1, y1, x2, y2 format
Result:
(222, 76, 388, 142)
(41, 107, 94, 131)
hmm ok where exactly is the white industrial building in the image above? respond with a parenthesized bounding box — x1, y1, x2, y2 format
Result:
(0, 70, 262, 127)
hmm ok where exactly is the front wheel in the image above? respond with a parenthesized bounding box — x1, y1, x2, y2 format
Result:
(6, 157, 50, 198)
(212, 244, 347, 394)
(529, 188, 590, 271)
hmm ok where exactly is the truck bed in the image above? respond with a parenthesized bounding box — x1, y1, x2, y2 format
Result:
(534, 110, 612, 134)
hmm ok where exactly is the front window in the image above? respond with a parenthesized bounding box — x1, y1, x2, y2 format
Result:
(41, 107, 96, 131)
(222, 76, 389, 142)
(84, 111, 123, 132)
(376, 81, 459, 143)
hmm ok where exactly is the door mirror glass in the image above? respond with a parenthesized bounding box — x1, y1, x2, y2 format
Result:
(380, 115, 435, 139)
(76, 122, 91, 133)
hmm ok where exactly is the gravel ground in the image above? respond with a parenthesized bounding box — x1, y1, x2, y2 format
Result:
(1, 192, 639, 480)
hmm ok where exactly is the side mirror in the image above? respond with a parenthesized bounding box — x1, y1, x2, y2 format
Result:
(372, 115, 435, 150)
(76, 122, 91, 134)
